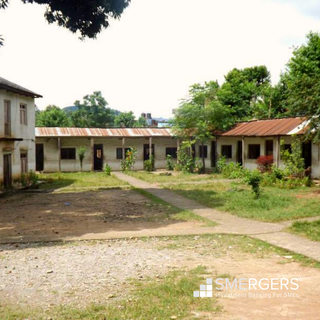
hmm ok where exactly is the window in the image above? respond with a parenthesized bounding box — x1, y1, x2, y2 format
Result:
(199, 146, 208, 158)
(20, 152, 28, 174)
(166, 147, 177, 159)
(61, 148, 76, 160)
(4, 100, 11, 136)
(20, 104, 27, 125)
(221, 145, 232, 159)
(248, 144, 261, 159)
(265, 140, 274, 156)
(116, 148, 131, 159)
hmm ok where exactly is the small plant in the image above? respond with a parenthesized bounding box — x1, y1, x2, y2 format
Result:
(256, 155, 274, 173)
(166, 155, 174, 171)
(217, 156, 227, 173)
(176, 140, 196, 173)
(194, 157, 204, 174)
(217, 156, 246, 179)
(104, 163, 112, 176)
(144, 155, 155, 172)
(21, 170, 39, 188)
(245, 170, 262, 198)
(78, 146, 86, 171)
(121, 147, 137, 171)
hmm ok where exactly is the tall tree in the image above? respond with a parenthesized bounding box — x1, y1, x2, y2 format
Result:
(218, 66, 271, 120)
(172, 82, 234, 172)
(36, 105, 72, 127)
(71, 91, 115, 127)
(0, 0, 130, 46)
(134, 116, 148, 127)
(114, 111, 135, 127)
(285, 32, 320, 141)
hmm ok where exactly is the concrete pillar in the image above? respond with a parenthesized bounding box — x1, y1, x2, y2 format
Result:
(242, 136, 245, 169)
(57, 137, 61, 172)
(122, 137, 126, 160)
(276, 136, 281, 168)
(149, 136, 152, 160)
(90, 138, 94, 171)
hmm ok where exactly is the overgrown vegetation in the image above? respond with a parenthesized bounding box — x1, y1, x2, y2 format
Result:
(143, 155, 155, 172)
(166, 155, 175, 171)
(289, 220, 320, 242)
(121, 148, 137, 171)
(77, 146, 86, 171)
(104, 163, 112, 175)
(20, 170, 39, 188)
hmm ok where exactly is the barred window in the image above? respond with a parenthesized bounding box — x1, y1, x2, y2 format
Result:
(61, 148, 76, 160)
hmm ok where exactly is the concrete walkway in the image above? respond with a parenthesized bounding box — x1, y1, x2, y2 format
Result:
(114, 172, 320, 262)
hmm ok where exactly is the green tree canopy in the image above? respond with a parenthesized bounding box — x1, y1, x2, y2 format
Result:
(36, 105, 71, 127)
(284, 32, 320, 141)
(172, 82, 234, 171)
(0, 0, 130, 46)
(134, 116, 148, 127)
(115, 111, 136, 127)
(71, 91, 115, 128)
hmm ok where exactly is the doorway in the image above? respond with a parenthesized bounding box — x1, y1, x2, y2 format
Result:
(36, 144, 44, 171)
(143, 144, 154, 161)
(94, 144, 103, 171)
(302, 141, 312, 169)
(237, 141, 243, 165)
(211, 141, 217, 167)
(3, 154, 12, 188)
(265, 140, 274, 156)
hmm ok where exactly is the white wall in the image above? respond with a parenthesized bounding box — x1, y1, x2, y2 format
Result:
(0, 89, 36, 185)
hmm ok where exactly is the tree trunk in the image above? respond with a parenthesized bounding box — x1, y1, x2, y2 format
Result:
(201, 141, 205, 174)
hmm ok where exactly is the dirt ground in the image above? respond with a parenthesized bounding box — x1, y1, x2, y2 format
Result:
(0, 189, 208, 243)
(0, 237, 319, 319)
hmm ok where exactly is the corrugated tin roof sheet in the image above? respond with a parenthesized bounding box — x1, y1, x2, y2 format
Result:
(35, 127, 173, 138)
(221, 117, 308, 137)
(0, 76, 42, 98)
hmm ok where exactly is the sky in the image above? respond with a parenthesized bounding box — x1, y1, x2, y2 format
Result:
(0, 0, 320, 118)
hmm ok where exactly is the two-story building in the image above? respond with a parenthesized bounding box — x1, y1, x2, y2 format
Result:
(0, 77, 42, 188)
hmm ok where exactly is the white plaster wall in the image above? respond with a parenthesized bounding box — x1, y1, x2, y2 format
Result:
(311, 143, 320, 179)
(0, 90, 36, 184)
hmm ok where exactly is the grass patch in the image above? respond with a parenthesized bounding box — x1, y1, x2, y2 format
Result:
(38, 172, 129, 191)
(166, 181, 320, 222)
(0, 266, 221, 320)
(289, 220, 320, 241)
(126, 171, 221, 184)
(134, 188, 217, 227)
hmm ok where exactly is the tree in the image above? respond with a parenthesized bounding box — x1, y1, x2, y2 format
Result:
(78, 146, 86, 172)
(114, 111, 135, 127)
(134, 116, 148, 127)
(0, 0, 130, 45)
(218, 66, 271, 120)
(71, 91, 115, 127)
(284, 32, 320, 141)
(172, 82, 233, 172)
(36, 105, 72, 127)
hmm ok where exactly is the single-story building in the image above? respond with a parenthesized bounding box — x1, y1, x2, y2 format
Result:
(0, 76, 42, 187)
(35, 117, 320, 179)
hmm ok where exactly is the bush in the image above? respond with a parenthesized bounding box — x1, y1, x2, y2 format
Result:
(78, 146, 86, 171)
(20, 170, 39, 188)
(245, 170, 262, 198)
(166, 155, 174, 171)
(256, 155, 273, 173)
(104, 163, 112, 175)
(176, 140, 196, 173)
(194, 158, 204, 174)
(121, 147, 137, 171)
(217, 156, 246, 179)
(144, 155, 155, 172)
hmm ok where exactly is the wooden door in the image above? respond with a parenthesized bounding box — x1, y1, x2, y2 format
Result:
(94, 144, 103, 171)
(3, 154, 12, 188)
(36, 144, 44, 171)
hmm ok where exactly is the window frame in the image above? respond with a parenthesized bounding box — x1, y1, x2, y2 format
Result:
(4, 100, 11, 136)
(20, 152, 28, 174)
(20, 103, 27, 125)
(221, 145, 232, 159)
(61, 148, 76, 160)
(199, 145, 208, 159)
(165, 147, 178, 159)
(248, 144, 261, 159)
(116, 147, 131, 160)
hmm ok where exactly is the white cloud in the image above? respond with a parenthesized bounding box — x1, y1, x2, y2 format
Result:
(0, 0, 320, 118)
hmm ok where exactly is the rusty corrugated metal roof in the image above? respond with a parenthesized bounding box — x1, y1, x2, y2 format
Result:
(222, 117, 308, 137)
(35, 127, 173, 138)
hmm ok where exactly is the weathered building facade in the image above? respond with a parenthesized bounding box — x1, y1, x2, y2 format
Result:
(0, 77, 42, 187)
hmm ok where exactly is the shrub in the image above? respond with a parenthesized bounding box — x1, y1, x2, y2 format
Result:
(176, 140, 196, 173)
(144, 155, 155, 172)
(104, 163, 112, 175)
(21, 170, 39, 188)
(256, 155, 273, 173)
(245, 170, 262, 198)
(166, 155, 174, 171)
(217, 156, 246, 179)
(78, 146, 86, 171)
(121, 147, 137, 171)
(194, 157, 204, 174)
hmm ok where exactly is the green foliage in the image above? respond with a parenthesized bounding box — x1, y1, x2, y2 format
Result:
(0, 0, 130, 42)
(36, 105, 72, 127)
(134, 116, 148, 127)
(176, 140, 196, 173)
(77, 146, 86, 171)
(121, 147, 137, 171)
(290, 220, 320, 242)
(217, 156, 246, 179)
(71, 91, 115, 128)
(280, 138, 305, 177)
(20, 170, 39, 188)
(115, 111, 135, 127)
(104, 163, 112, 175)
(144, 155, 155, 172)
(244, 170, 262, 198)
(285, 32, 320, 141)
(166, 155, 174, 171)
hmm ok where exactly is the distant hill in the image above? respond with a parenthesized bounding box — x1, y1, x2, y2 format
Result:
(63, 106, 121, 115)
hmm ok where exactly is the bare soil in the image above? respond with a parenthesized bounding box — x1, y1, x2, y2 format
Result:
(0, 237, 319, 319)
(0, 189, 205, 243)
